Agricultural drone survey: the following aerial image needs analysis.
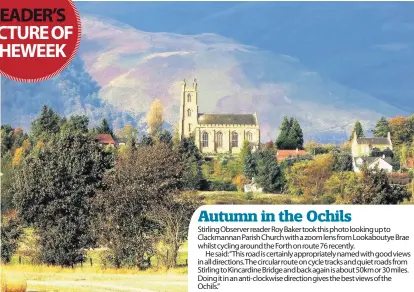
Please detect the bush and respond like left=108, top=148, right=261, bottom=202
left=207, top=180, right=237, bottom=191
left=320, top=195, right=336, bottom=205
left=244, top=192, right=254, bottom=201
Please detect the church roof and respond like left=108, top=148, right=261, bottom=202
left=356, top=137, right=390, bottom=145
left=198, top=113, right=257, bottom=125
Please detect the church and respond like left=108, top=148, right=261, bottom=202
left=178, top=79, right=260, bottom=154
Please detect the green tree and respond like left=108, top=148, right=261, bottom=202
left=13, top=133, right=109, bottom=266
left=178, top=136, right=204, bottom=190
left=157, top=130, right=173, bottom=146
left=1, top=213, right=23, bottom=263
left=349, top=121, right=364, bottom=141
left=331, top=151, right=353, bottom=172
left=95, top=118, right=113, bottom=136
left=255, top=148, right=281, bottom=193
left=276, top=117, right=304, bottom=149
left=353, top=166, right=411, bottom=204
left=373, top=117, right=390, bottom=137
left=61, top=115, right=89, bottom=134
left=140, top=135, right=154, bottom=146
left=276, top=116, right=291, bottom=149
left=287, top=118, right=304, bottom=149
left=31, top=105, right=62, bottom=140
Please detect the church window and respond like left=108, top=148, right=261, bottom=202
left=189, top=123, right=192, bottom=132
left=187, top=93, right=191, bottom=102
left=231, top=132, right=238, bottom=147
left=246, top=131, right=253, bottom=142
left=202, top=132, right=209, bottom=147
left=187, top=109, right=192, bottom=117
left=216, top=132, right=223, bottom=147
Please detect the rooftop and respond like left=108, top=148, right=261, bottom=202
left=95, top=134, right=116, bottom=145
left=357, top=137, right=391, bottom=145
left=198, top=113, right=257, bottom=125
left=277, top=149, right=308, bottom=162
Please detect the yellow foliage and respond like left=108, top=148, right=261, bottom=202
left=213, top=160, right=222, bottom=176
left=12, top=148, right=24, bottom=166
left=232, top=174, right=248, bottom=191
left=146, top=99, right=163, bottom=137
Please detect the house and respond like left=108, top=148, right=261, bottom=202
left=276, top=149, right=308, bottom=163
left=352, top=132, right=393, bottom=157
left=178, top=79, right=260, bottom=154
left=95, top=134, right=116, bottom=147
left=351, top=131, right=393, bottom=173
left=353, top=156, right=393, bottom=173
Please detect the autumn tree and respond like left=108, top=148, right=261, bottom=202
left=324, top=172, right=363, bottom=204
left=94, top=143, right=187, bottom=268
left=389, top=116, right=413, bottom=146
left=147, top=99, right=164, bottom=137
left=148, top=192, right=201, bottom=268
left=13, top=133, right=110, bottom=266
left=285, top=154, right=334, bottom=198
left=373, top=117, right=390, bottom=137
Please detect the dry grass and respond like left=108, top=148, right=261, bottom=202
left=1, top=272, right=27, bottom=292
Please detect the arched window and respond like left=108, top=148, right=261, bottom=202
left=202, top=132, right=209, bottom=148
left=187, top=109, right=192, bottom=117
left=231, top=132, right=238, bottom=147
left=188, top=123, right=192, bottom=132
left=216, top=132, right=223, bottom=148
left=187, top=93, right=191, bottom=103
left=246, top=131, right=253, bottom=142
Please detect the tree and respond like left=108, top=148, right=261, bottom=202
left=95, top=118, right=113, bottom=136
left=400, top=144, right=408, bottom=169
left=276, top=116, right=291, bottom=149
left=331, top=151, right=353, bottom=172
left=349, top=121, right=364, bottom=141
left=244, top=151, right=258, bottom=179
left=31, top=105, right=62, bottom=140
left=147, top=99, right=164, bottom=137
left=94, top=143, right=187, bottom=268
left=353, top=166, right=411, bottom=204
left=157, top=130, right=173, bottom=146
left=148, top=192, right=200, bottom=268
left=276, top=117, right=304, bottom=149
left=389, top=116, right=413, bottom=146
left=285, top=154, right=334, bottom=198
left=178, top=137, right=204, bottom=190
left=288, top=118, right=304, bottom=149
left=255, top=148, right=281, bottom=193
left=13, top=133, right=109, bottom=266
left=373, top=117, right=390, bottom=137
left=61, top=115, right=89, bottom=134
left=324, top=172, right=363, bottom=204
left=140, top=135, right=154, bottom=147
left=1, top=212, right=23, bottom=263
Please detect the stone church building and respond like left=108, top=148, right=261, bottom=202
left=178, top=79, right=260, bottom=154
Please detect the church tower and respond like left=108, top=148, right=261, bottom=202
left=179, top=78, right=199, bottom=140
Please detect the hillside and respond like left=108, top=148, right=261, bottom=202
left=78, top=16, right=406, bottom=142
left=1, top=12, right=410, bottom=142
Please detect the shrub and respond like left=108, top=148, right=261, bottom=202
left=207, top=180, right=237, bottom=191
left=320, top=195, right=336, bottom=205
left=244, top=192, right=254, bottom=201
